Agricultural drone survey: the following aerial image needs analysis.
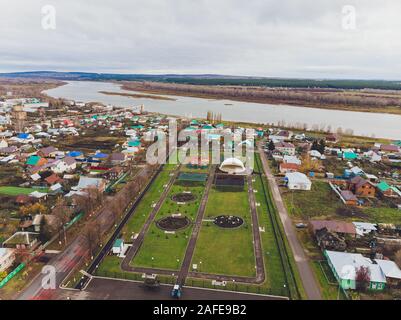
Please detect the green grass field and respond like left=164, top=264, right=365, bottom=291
left=121, top=168, right=173, bottom=241
left=283, top=181, right=346, bottom=219
left=253, top=174, right=288, bottom=294
left=131, top=181, right=205, bottom=270
left=0, top=186, right=43, bottom=196
left=191, top=184, right=256, bottom=277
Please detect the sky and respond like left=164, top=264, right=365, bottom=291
left=0, top=0, right=401, bottom=79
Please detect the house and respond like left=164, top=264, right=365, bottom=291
left=3, top=232, right=39, bottom=250
left=340, top=190, right=358, bottom=206
left=279, top=162, right=300, bottom=174
left=273, top=130, right=293, bottom=140
left=374, top=259, right=401, bottom=288
left=309, top=150, right=322, bottom=159
left=380, top=144, right=400, bottom=153
left=342, top=151, right=358, bottom=160
left=0, top=248, right=15, bottom=272
left=377, top=181, right=401, bottom=198
left=324, top=250, right=386, bottom=290
left=37, top=146, right=58, bottom=158
left=326, top=133, right=339, bottom=143
left=75, top=176, right=106, bottom=192
left=275, top=142, right=296, bottom=156
left=310, top=220, right=357, bottom=237
left=363, top=151, right=382, bottom=163
left=0, top=146, right=18, bottom=155
left=285, top=172, right=312, bottom=190
left=26, top=155, right=47, bottom=167
left=0, top=139, right=8, bottom=148
left=44, top=173, right=62, bottom=186
left=52, top=156, right=76, bottom=174
left=283, top=155, right=301, bottom=165
left=353, top=222, right=377, bottom=236
left=109, top=152, right=127, bottom=164
left=66, top=151, right=84, bottom=160
left=348, top=176, right=376, bottom=198
left=112, top=239, right=125, bottom=255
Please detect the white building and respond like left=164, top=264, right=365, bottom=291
left=112, top=239, right=124, bottom=255
left=219, top=158, right=247, bottom=175
left=285, top=172, right=312, bottom=190
left=353, top=222, right=377, bottom=236
left=283, top=155, right=301, bottom=165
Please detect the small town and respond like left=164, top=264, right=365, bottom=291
left=2, top=1, right=401, bottom=315
left=0, top=84, right=400, bottom=302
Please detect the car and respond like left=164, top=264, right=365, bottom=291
left=171, top=284, right=182, bottom=298
left=295, top=223, right=307, bottom=229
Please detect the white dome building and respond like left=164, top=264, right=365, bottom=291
left=219, top=157, right=247, bottom=175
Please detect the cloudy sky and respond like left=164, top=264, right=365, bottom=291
left=1, top=0, right=401, bottom=79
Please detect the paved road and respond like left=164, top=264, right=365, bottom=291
left=57, top=277, right=286, bottom=300
left=257, top=143, right=322, bottom=300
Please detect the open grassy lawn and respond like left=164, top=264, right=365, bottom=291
left=0, top=186, right=38, bottom=196
left=252, top=174, right=288, bottom=294
left=191, top=185, right=256, bottom=277
left=131, top=181, right=205, bottom=270
left=121, top=168, right=173, bottom=242
left=311, top=261, right=346, bottom=300
left=283, top=181, right=346, bottom=220
left=364, top=207, right=401, bottom=225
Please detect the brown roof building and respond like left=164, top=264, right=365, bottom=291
left=310, top=220, right=357, bottom=237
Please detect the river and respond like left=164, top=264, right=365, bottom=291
left=44, top=81, right=401, bottom=140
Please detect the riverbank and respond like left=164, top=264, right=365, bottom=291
left=118, top=81, right=401, bottom=115
left=99, top=90, right=176, bottom=101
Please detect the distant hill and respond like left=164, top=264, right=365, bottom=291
left=1, top=71, right=401, bottom=90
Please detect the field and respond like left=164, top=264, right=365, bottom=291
left=191, top=185, right=255, bottom=277
left=131, top=181, right=205, bottom=270
left=121, top=168, right=173, bottom=241
left=0, top=186, right=40, bottom=196
left=283, top=181, right=345, bottom=220
left=93, top=154, right=302, bottom=298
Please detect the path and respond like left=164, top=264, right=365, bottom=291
left=257, top=142, right=322, bottom=300
left=175, top=165, right=216, bottom=285
left=121, top=165, right=181, bottom=272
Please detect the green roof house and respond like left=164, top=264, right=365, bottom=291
left=128, top=140, right=141, bottom=147
left=26, top=155, right=41, bottom=166
left=324, top=250, right=386, bottom=291
left=377, top=181, right=401, bottom=197
left=343, top=152, right=358, bottom=160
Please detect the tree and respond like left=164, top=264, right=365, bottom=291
left=39, top=217, right=55, bottom=243
left=83, top=223, right=100, bottom=259
left=52, top=197, right=73, bottom=245
left=311, top=140, right=319, bottom=151
left=355, top=266, right=371, bottom=292
left=317, top=139, right=326, bottom=154
left=268, top=140, right=275, bottom=151
left=19, top=203, right=47, bottom=217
